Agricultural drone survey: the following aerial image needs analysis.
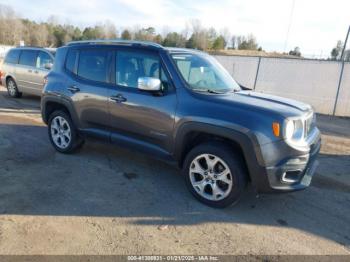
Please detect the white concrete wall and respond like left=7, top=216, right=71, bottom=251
left=215, top=55, right=259, bottom=89
left=335, top=64, right=350, bottom=116
left=255, top=58, right=341, bottom=115
left=213, top=55, right=349, bottom=117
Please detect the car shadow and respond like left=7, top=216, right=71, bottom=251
left=0, top=122, right=349, bottom=249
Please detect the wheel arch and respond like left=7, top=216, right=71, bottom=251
left=174, top=122, right=268, bottom=189
left=41, top=96, right=79, bottom=127
left=5, top=74, right=17, bottom=86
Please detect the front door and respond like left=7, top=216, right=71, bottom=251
left=108, top=49, right=177, bottom=155
left=31, top=51, right=54, bottom=95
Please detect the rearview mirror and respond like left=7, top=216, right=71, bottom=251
left=138, top=77, right=161, bottom=92
left=44, top=63, right=53, bottom=70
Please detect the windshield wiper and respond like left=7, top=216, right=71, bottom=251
left=192, top=88, right=227, bottom=94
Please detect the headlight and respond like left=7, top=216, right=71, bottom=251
left=284, top=119, right=304, bottom=144
left=285, top=120, right=295, bottom=140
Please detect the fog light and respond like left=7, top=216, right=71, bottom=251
left=282, top=170, right=303, bottom=183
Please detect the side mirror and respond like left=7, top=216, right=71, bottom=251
left=138, top=77, right=161, bottom=92
left=44, top=63, right=53, bottom=70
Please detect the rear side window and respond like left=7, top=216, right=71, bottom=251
left=4, top=49, right=21, bottom=64
left=77, top=50, right=109, bottom=83
left=19, top=50, right=37, bottom=67
left=65, top=49, right=78, bottom=73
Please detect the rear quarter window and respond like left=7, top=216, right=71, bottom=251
left=4, top=49, right=21, bottom=64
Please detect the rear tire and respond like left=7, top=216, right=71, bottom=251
left=48, top=110, right=84, bottom=154
left=6, top=78, right=22, bottom=98
left=183, top=142, right=247, bottom=208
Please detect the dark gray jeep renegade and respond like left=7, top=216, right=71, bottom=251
left=41, top=40, right=321, bottom=208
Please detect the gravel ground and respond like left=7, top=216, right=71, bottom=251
left=0, top=86, right=349, bottom=255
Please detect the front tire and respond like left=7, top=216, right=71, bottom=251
left=183, top=142, right=247, bottom=208
left=48, top=110, right=84, bottom=153
left=6, top=78, right=22, bottom=98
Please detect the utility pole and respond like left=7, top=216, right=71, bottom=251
left=284, top=0, right=296, bottom=52
left=340, top=26, right=350, bottom=60
left=333, top=25, right=350, bottom=116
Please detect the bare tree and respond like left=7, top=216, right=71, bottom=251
left=0, top=4, right=23, bottom=45
left=103, top=20, right=118, bottom=39
left=220, top=27, right=231, bottom=49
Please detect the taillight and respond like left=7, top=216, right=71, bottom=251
left=43, top=75, right=48, bottom=85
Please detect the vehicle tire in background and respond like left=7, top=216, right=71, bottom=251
left=183, top=142, right=247, bottom=208
left=48, top=110, right=84, bottom=154
left=6, top=78, right=22, bottom=98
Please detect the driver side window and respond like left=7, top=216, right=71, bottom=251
left=116, top=51, right=170, bottom=91
left=36, top=51, right=53, bottom=69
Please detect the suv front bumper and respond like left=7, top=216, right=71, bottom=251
left=253, top=127, right=321, bottom=193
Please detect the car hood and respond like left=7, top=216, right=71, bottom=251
left=215, top=90, right=312, bottom=117
left=238, top=91, right=311, bottom=111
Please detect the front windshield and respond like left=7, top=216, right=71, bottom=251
left=171, top=52, right=240, bottom=93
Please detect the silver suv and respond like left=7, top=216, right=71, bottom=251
left=0, top=47, right=55, bottom=98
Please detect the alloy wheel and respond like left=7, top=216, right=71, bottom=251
left=7, top=80, right=17, bottom=96
left=50, top=116, right=72, bottom=149
left=189, top=154, right=233, bottom=201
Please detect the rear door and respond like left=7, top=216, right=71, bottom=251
left=63, top=47, right=112, bottom=134
left=16, top=50, right=38, bottom=94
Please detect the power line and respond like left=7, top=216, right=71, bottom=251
left=284, top=0, right=296, bottom=52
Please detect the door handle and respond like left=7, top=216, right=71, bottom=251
left=67, top=85, right=80, bottom=93
left=110, top=94, right=127, bottom=103
left=28, top=69, right=32, bottom=73
left=34, top=70, right=39, bottom=74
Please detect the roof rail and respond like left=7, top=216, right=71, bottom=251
left=15, top=45, right=44, bottom=49
left=66, top=39, right=163, bottom=49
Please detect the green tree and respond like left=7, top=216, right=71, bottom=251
left=331, top=40, right=343, bottom=60
left=186, top=31, right=209, bottom=50
left=134, top=27, right=155, bottom=41
left=162, top=32, right=186, bottom=47
left=121, top=29, right=132, bottom=40
left=207, top=27, right=217, bottom=49
left=289, top=46, right=301, bottom=57
left=185, top=34, right=195, bottom=49
left=82, top=26, right=104, bottom=40
left=238, top=34, right=258, bottom=50
left=52, top=25, right=68, bottom=47
left=82, top=27, right=95, bottom=40
left=212, top=35, right=226, bottom=50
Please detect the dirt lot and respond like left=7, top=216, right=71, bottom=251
left=0, top=85, right=349, bottom=255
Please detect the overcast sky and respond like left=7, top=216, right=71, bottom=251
left=4, top=0, right=350, bottom=57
